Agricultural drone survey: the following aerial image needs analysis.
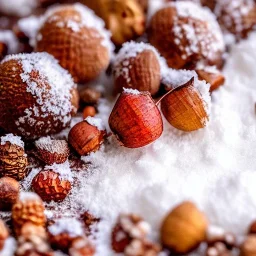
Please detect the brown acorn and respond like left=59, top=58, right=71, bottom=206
left=113, top=42, right=161, bottom=96
left=109, top=89, right=163, bottom=148
left=32, top=169, right=72, bottom=202
left=148, top=1, right=224, bottom=70
left=35, top=137, right=70, bottom=165
left=36, top=4, right=111, bottom=83
left=0, top=176, right=20, bottom=211
left=12, top=192, right=46, bottom=235
left=0, top=135, right=28, bottom=181
left=0, top=219, right=9, bottom=250
left=161, top=201, right=208, bottom=254
left=161, top=78, right=209, bottom=132
left=68, top=118, right=107, bottom=156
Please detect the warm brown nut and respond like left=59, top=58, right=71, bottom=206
left=83, top=106, right=97, bottom=119
left=69, top=236, right=95, bottom=256
left=15, top=222, right=53, bottom=256
left=249, top=220, right=256, bottom=234
left=0, top=42, right=8, bottom=60
left=35, top=137, right=70, bottom=165
left=82, top=0, right=145, bottom=45
left=196, top=68, right=225, bottom=92
left=113, top=42, right=161, bottom=96
left=112, top=214, right=150, bottom=253
left=161, top=78, right=209, bottom=132
left=36, top=4, right=112, bottom=83
left=240, top=235, right=256, bottom=256
left=161, top=201, right=208, bottom=254
left=0, top=177, right=19, bottom=211
left=79, top=87, right=101, bottom=105
left=148, top=1, right=224, bottom=70
left=48, top=218, right=85, bottom=253
left=0, top=53, right=78, bottom=139
left=0, top=134, right=28, bottom=181
left=68, top=118, right=107, bottom=156
left=124, top=239, right=161, bottom=256
left=32, top=168, right=72, bottom=202
left=0, top=219, right=9, bottom=250
left=12, top=192, right=46, bottom=235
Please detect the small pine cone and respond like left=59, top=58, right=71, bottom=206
left=124, top=239, right=162, bottom=256
left=32, top=169, right=72, bottom=202
left=12, top=192, right=46, bottom=235
left=112, top=214, right=151, bottom=253
left=15, top=222, right=53, bottom=256
left=69, top=236, right=95, bottom=256
left=0, top=219, right=9, bottom=250
left=0, top=135, right=28, bottom=181
left=35, top=137, right=70, bottom=165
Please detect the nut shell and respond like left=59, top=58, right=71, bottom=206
left=161, top=78, right=209, bottom=132
left=161, top=201, right=208, bottom=254
left=79, top=87, right=101, bottom=105
left=109, top=90, right=163, bottom=148
left=32, top=170, right=71, bottom=202
left=0, top=142, right=28, bottom=181
left=0, top=177, right=19, bottom=211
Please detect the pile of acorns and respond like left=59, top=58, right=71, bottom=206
left=0, top=0, right=256, bottom=255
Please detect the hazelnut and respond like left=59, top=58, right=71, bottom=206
left=82, top=0, right=145, bottom=45
left=12, top=192, right=46, bottom=235
left=0, top=219, right=9, bottom=250
left=69, top=236, right=95, bottom=256
left=79, top=87, right=101, bottom=105
left=240, top=235, right=256, bottom=256
left=148, top=1, right=224, bottom=70
left=36, top=4, right=112, bottom=83
left=0, top=177, right=19, bottom=211
left=161, top=201, right=208, bottom=254
left=35, top=137, right=70, bottom=165
left=0, top=52, right=78, bottom=139
left=68, top=117, right=107, bottom=156
left=113, top=42, right=161, bottom=96
left=109, top=89, right=163, bottom=148
left=83, top=106, right=97, bottom=119
left=0, top=134, right=28, bottom=181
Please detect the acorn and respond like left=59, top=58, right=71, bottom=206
left=32, top=164, right=72, bottom=202
left=35, top=137, right=70, bottom=165
left=68, top=117, right=107, bottom=156
left=0, top=134, right=28, bottom=181
left=0, top=219, right=9, bottom=251
left=0, top=52, right=78, bottom=139
left=113, top=42, right=161, bottom=96
left=109, top=89, right=163, bottom=148
left=161, top=201, right=208, bottom=254
left=148, top=1, right=224, bottom=70
left=36, top=3, right=112, bottom=83
left=0, top=176, right=19, bottom=211
left=161, top=78, right=210, bottom=132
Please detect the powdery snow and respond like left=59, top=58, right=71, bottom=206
left=85, top=117, right=105, bottom=131
left=0, top=134, right=24, bottom=148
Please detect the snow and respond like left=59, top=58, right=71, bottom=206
left=19, top=192, right=41, bottom=202
left=85, top=117, right=105, bottom=131
left=35, top=136, right=68, bottom=154
left=123, top=88, right=141, bottom=95
left=0, top=134, right=24, bottom=148
left=0, top=30, right=19, bottom=54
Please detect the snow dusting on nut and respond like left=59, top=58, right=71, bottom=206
left=35, top=136, right=68, bottom=154
left=85, top=117, right=105, bottom=131
left=19, top=192, right=41, bottom=202
left=0, top=133, right=24, bottom=148
left=123, top=88, right=141, bottom=95
left=48, top=218, right=84, bottom=237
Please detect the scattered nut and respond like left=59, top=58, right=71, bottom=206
left=240, top=235, right=256, bottom=256
left=79, top=87, right=101, bottom=105
left=161, top=201, right=208, bottom=254
left=0, top=176, right=19, bottom=211
left=0, top=219, right=9, bottom=250
left=83, top=106, right=97, bottom=119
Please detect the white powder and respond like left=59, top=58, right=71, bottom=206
left=0, top=30, right=19, bottom=54
left=123, top=88, right=141, bottom=95
left=85, top=117, right=105, bottom=131
left=0, top=134, right=24, bottom=148
left=35, top=136, right=68, bottom=154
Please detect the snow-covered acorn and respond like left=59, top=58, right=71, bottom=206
left=68, top=117, right=107, bottom=156
left=113, top=42, right=161, bottom=96
left=0, top=52, right=78, bottom=139
left=36, top=4, right=112, bottom=83
left=148, top=1, right=224, bottom=70
left=109, top=89, right=163, bottom=148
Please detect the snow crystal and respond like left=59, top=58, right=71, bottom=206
left=85, top=117, right=105, bottom=131
left=0, top=133, right=24, bottom=148
left=123, top=88, right=141, bottom=95
left=0, top=30, right=19, bottom=54
left=48, top=218, right=84, bottom=237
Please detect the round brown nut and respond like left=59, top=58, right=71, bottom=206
left=161, top=201, right=208, bottom=254
left=79, top=87, right=101, bottom=105
left=83, top=106, right=97, bottom=119
left=0, top=177, right=19, bottom=211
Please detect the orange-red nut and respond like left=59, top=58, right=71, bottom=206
left=83, top=106, right=97, bottom=119
left=109, top=89, right=163, bottom=148
left=36, top=4, right=111, bottom=83
left=113, top=42, right=161, bottom=96
left=0, top=219, right=9, bottom=250
left=161, top=78, right=209, bottom=132
left=148, top=1, right=224, bottom=70
left=68, top=118, right=107, bottom=156
left=32, top=170, right=72, bottom=202
left=0, top=176, right=19, bottom=211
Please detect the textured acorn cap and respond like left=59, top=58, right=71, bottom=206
left=36, top=3, right=112, bottom=83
